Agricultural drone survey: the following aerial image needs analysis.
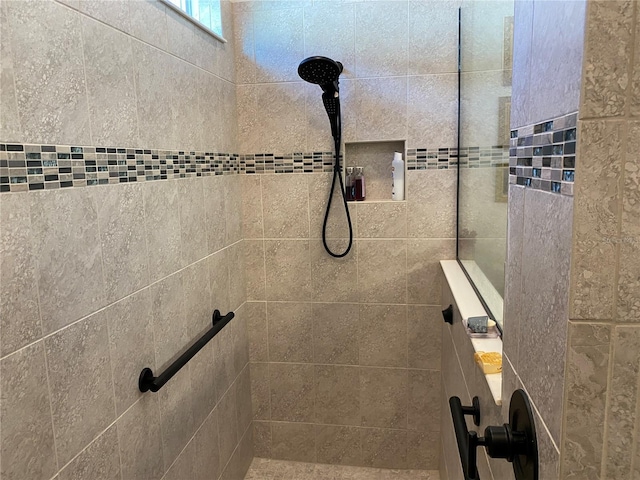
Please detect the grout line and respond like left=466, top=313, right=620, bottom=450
left=599, top=326, right=617, bottom=479
left=41, top=341, right=61, bottom=474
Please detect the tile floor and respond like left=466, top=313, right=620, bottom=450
left=244, top=458, right=440, bottom=479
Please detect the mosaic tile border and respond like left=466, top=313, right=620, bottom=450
left=239, top=152, right=336, bottom=174
left=406, top=146, right=509, bottom=170
left=509, top=112, right=578, bottom=196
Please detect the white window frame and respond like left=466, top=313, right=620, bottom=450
left=160, top=0, right=227, bottom=43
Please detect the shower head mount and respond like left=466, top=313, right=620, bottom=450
left=298, top=56, right=343, bottom=94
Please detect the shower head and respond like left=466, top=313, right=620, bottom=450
left=298, top=56, right=343, bottom=93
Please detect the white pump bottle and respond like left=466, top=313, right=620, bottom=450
left=391, top=151, right=405, bottom=201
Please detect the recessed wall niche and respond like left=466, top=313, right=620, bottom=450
left=345, top=140, right=405, bottom=201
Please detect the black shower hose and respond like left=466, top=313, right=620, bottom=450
left=322, top=137, right=353, bottom=258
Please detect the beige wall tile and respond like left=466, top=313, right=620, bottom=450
left=560, top=322, right=611, bottom=480
left=361, top=428, right=407, bottom=469
left=407, top=170, right=457, bottom=238
left=254, top=8, right=303, bottom=83
left=6, top=0, right=90, bottom=145
left=245, top=239, right=266, bottom=301
left=407, top=74, right=458, bottom=147
left=510, top=0, right=533, bottom=129
left=407, top=430, right=439, bottom=470
left=221, top=424, right=254, bottom=480
left=58, top=425, right=120, bottom=480
left=268, top=302, right=313, bottom=363
left=264, top=240, right=311, bottom=301
left=355, top=77, right=407, bottom=142
left=165, top=8, right=197, bottom=65
left=231, top=305, right=251, bottom=375
left=408, top=369, right=441, bottom=432
left=407, top=239, right=456, bottom=305
left=192, top=410, right=221, bottom=480
left=210, top=248, right=231, bottom=315
left=408, top=1, right=459, bottom=75
left=308, top=173, right=357, bottom=239
left=359, top=304, right=407, bottom=368
left=128, top=0, right=167, bottom=50
left=241, top=174, right=264, bottom=238
left=312, top=303, right=359, bottom=365
left=190, top=341, right=217, bottom=428
left=253, top=421, right=272, bottom=458
left=225, top=176, right=244, bottom=246
left=214, top=321, right=237, bottom=403
left=45, top=312, right=115, bottom=465
left=30, top=189, right=105, bottom=334
left=105, top=289, right=155, bottom=416
left=617, top=240, right=640, bottom=322
left=158, top=368, right=195, bottom=470
left=150, top=273, right=187, bottom=368
left=581, top=0, right=633, bottom=118
left=271, top=422, right=316, bottom=463
left=310, top=240, right=358, bottom=302
left=217, top=383, right=239, bottom=468
left=250, top=362, right=271, bottom=420
left=79, top=0, right=131, bottom=33
left=270, top=363, right=315, bottom=422
left=262, top=174, right=309, bottom=238
left=360, top=367, right=407, bottom=429
left=183, top=259, right=214, bottom=337
left=228, top=240, right=247, bottom=311
left=315, top=365, right=360, bottom=425
left=236, top=365, right=254, bottom=435
left=357, top=240, right=407, bottom=304
left=94, top=184, right=149, bottom=304
left=356, top=202, right=407, bottom=238
left=0, top=3, right=21, bottom=142
left=315, top=425, right=362, bottom=466
left=233, top=2, right=256, bottom=84
left=355, top=2, right=407, bottom=78
left=633, top=4, right=640, bottom=117
left=408, top=306, right=442, bottom=370
left=571, top=240, right=617, bottom=320
left=178, top=178, right=208, bottom=265
left=204, top=175, right=228, bottom=254
left=81, top=16, right=138, bottom=147
left=1, top=342, right=57, bottom=480
left=163, top=437, right=196, bottom=480
left=247, top=302, right=268, bottom=362
left=622, top=121, right=640, bottom=236
left=0, top=192, right=41, bottom=356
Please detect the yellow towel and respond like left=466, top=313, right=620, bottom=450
left=474, top=351, right=502, bottom=374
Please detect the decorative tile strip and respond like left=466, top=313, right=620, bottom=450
left=406, top=146, right=509, bottom=170
left=239, top=151, right=336, bottom=174
left=509, top=112, right=577, bottom=196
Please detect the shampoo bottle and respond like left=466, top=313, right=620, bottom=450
left=345, top=167, right=354, bottom=201
left=391, top=152, right=404, bottom=201
left=354, top=167, right=366, bottom=201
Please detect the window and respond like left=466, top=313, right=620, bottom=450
left=162, top=0, right=224, bottom=41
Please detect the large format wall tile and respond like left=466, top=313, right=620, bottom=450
left=361, top=428, right=407, bottom=469
left=268, top=302, right=313, bottom=363
left=408, top=306, right=442, bottom=370
left=204, top=175, right=228, bottom=254
left=407, top=170, right=457, bottom=238
left=360, top=367, right=407, bottom=429
left=45, top=311, right=115, bottom=465
left=510, top=0, right=533, bottom=128
left=128, top=0, right=167, bottom=50
left=150, top=272, right=187, bottom=369
left=159, top=367, right=195, bottom=471
left=6, top=0, right=90, bottom=145
left=270, top=363, right=315, bottom=422
left=357, top=240, right=407, bottom=304
left=355, top=77, right=407, bottom=142
left=315, top=365, right=360, bottom=426
left=57, top=425, right=121, bottom=480
left=359, top=304, right=407, bottom=368
left=1, top=342, right=57, bottom=480
left=0, top=192, right=41, bottom=356
left=312, top=303, right=359, bottom=365
left=271, top=422, right=316, bottom=463
left=0, top=3, right=21, bottom=142
left=310, top=239, right=358, bottom=302
left=315, top=425, right=362, bottom=466
left=407, top=239, right=456, bottom=305
left=261, top=174, right=309, bottom=238
left=408, top=1, right=459, bottom=75
left=30, top=188, right=105, bottom=334
left=264, top=240, right=311, bottom=301
left=178, top=178, right=208, bottom=266
left=356, top=202, right=407, bottom=238
left=407, top=74, right=458, bottom=147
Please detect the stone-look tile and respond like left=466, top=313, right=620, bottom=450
left=0, top=193, right=41, bottom=355
left=245, top=239, right=266, bottom=301
left=178, top=178, right=208, bottom=265
left=254, top=421, right=272, bottom=458
left=228, top=241, right=247, bottom=311
left=231, top=306, right=251, bottom=379
left=165, top=7, right=196, bottom=65
left=159, top=367, right=195, bottom=471
left=189, top=340, right=217, bottom=429
left=247, top=302, right=268, bottom=362
left=532, top=406, right=560, bottom=480
left=241, top=175, right=264, bottom=238
left=408, top=370, right=440, bottom=432
left=1, top=342, right=57, bottom=480
left=407, top=170, right=457, bottom=238
left=218, top=383, right=239, bottom=469
left=236, top=84, right=259, bottom=153
left=261, top=174, right=309, bottom=238
left=163, top=437, right=196, bottom=480
left=359, top=304, right=407, bottom=368
left=149, top=273, right=187, bottom=369
left=58, top=425, right=120, bottom=480
left=355, top=77, right=407, bottom=142
left=271, top=423, right=316, bottom=463
left=581, top=0, right=633, bottom=118
left=315, top=365, right=360, bottom=426
left=622, top=122, right=640, bottom=235
left=527, top=0, right=585, bottom=123
left=94, top=184, right=148, bottom=304
left=233, top=1, right=255, bottom=84
left=357, top=202, right=407, bottom=238
left=117, top=395, right=165, bottom=480
left=221, top=425, right=254, bottom=480
left=143, top=180, right=182, bottom=282
left=213, top=320, right=236, bottom=403
left=270, top=363, right=315, bottom=422
left=183, top=259, right=213, bottom=339
left=30, top=189, right=104, bottom=334
left=264, top=240, right=311, bottom=301
left=308, top=173, right=357, bottom=239
left=268, top=302, right=313, bottom=363
left=236, top=365, right=254, bottom=435
left=560, top=322, right=611, bottom=480
left=251, top=362, right=271, bottom=420
left=570, top=240, right=617, bottom=320
left=105, top=289, right=155, bottom=416
left=78, top=0, right=131, bottom=32
left=210, top=248, right=231, bottom=315
left=45, top=311, right=115, bottom=465
left=310, top=239, right=358, bottom=302
left=312, top=303, right=359, bottom=365
left=510, top=0, right=533, bottom=128
left=408, top=306, right=442, bottom=370
left=0, top=2, right=21, bottom=141
left=315, top=425, right=362, bottom=466
left=204, top=175, right=228, bottom=254
left=192, top=411, right=221, bottom=480
left=225, top=176, right=244, bottom=246
left=518, top=189, right=572, bottom=444
left=407, top=430, right=439, bottom=470
left=6, top=0, right=90, bottom=145
left=81, top=16, right=137, bottom=146
left=407, top=74, right=458, bottom=146
left=503, top=185, right=525, bottom=364
left=360, top=368, right=407, bottom=429
left=355, top=2, right=407, bottom=78
left=602, top=327, right=640, bottom=478
left=408, top=1, right=458, bottom=75
left=617, top=239, right=640, bottom=322
left=253, top=8, right=303, bottom=83
left=574, top=120, right=624, bottom=242
left=128, top=0, right=167, bottom=50
left=407, top=239, right=456, bottom=305
left=358, top=240, right=406, bottom=304
left=361, top=428, right=407, bottom=469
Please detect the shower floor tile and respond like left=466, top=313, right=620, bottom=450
left=244, top=458, right=440, bottom=479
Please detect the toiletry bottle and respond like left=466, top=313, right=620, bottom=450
left=391, top=151, right=405, bottom=201
left=354, top=167, right=366, bottom=201
left=345, top=167, right=354, bottom=201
